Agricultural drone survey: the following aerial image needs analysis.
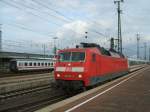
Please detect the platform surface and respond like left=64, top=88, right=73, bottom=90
left=49, top=66, right=150, bottom=112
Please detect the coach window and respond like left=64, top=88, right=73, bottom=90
left=48, top=63, right=50, bottom=66
left=51, top=63, right=53, bottom=66
left=38, top=63, right=40, bottom=66
left=45, top=63, right=47, bottom=66
left=29, top=62, right=32, bottom=66
left=34, top=63, right=36, bottom=66
left=92, top=53, right=96, bottom=62
left=41, top=63, right=44, bottom=66
left=25, top=62, right=28, bottom=66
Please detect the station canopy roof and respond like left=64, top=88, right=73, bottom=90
left=0, top=51, right=54, bottom=59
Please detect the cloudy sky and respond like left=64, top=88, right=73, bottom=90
left=0, top=0, right=150, bottom=58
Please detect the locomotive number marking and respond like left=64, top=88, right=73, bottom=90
left=64, top=74, right=72, bottom=78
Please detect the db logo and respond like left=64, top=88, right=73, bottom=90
left=65, top=67, right=72, bottom=72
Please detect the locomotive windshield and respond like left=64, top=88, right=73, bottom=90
left=59, top=52, right=85, bottom=62
left=59, top=52, right=71, bottom=62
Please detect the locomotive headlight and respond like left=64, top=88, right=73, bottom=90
left=78, top=74, right=82, bottom=78
left=56, top=74, right=60, bottom=77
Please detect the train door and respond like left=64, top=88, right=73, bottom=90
left=10, top=60, right=17, bottom=72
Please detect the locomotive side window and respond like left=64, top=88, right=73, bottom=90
left=100, top=48, right=111, bottom=56
left=92, top=53, right=96, bottom=62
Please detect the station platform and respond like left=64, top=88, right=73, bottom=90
left=37, top=66, right=150, bottom=112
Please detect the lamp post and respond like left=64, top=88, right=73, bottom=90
left=137, top=34, right=140, bottom=59
left=85, top=32, right=88, bottom=43
left=144, top=42, right=147, bottom=60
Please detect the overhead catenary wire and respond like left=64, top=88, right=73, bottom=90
left=65, top=3, right=107, bottom=28
left=25, top=0, right=86, bottom=36
left=0, top=0, right=82, bottom=38
left=1, top=0, right=113, bottom=49
left=31, top=0, right=74, bottom=22
left=0, top=1, right=58, bottom=40
left=1, top=0, right=108, bottom=39
left=55, top=1, right=109, bottom=38
left=12, top=0, right=70, bottom=23
left=0, top=0, right=61, bottom=26
left=5, top=23, right=55, bottom=37
left=29, top=0, right=108, bottom=38
left=13, top=0, right=88, bottom=35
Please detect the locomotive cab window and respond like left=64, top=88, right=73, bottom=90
left=71, top=52, right=85, bottom=62
left=59, top=52, right=71, bottom=62
left=59, top=52, right=85, bottom=62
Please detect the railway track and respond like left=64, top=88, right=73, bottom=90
left=0, top=85, right=51, bottom=99
left=0, top=65, right=146, bottom=112
left=0, top=70, right=53, bottom=78
left=0, top=72, right=54, bottom=95
left=0, top=73, right=53, bottom=85
left=0, top=84, right=69, bottom=112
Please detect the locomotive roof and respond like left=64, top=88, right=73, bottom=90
left=59, top=48, right=86, bottom=52
left=59, top=43, right=125, bottom=58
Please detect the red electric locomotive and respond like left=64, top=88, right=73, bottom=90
left=54, top=43, right=129, bottom=90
